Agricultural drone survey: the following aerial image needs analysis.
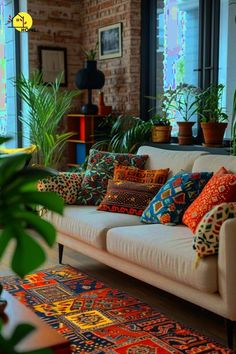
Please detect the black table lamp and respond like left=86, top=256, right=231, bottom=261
left=75, top=60, right=105, bottom=115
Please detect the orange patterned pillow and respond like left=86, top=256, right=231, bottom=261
left=183, top=174, right=236, bottom=233
left=113, top=165, right=169, bottom=185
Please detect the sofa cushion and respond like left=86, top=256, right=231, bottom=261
left=141, top=172, right=212, bottom=225
left=113, top=165, right=170, bottom=184
left=45, top=206, right=141, bottom=250
left=183, top=173, right=236, bottom=233
left=38, top=172, right=83, bottom=204
left=76, top=149, right=148, bottom=206
left=97, top=180, right=161, bottom=216
left=107, top=224, right=218, bottom=293
left=193, top=202, right=236, bottom=258
left=137, top=146, right=207, bottom=177
left=192, top=154, right=236, bottom=173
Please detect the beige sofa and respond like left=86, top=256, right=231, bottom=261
left=46, top=146, right=236, bottom=348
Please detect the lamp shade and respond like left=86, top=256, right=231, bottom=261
left=75, top=60, right=105, bottom=90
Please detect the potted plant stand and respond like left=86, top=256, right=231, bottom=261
left=177, top=122, right=195, bottom=145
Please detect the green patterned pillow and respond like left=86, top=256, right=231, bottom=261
left=193, top=202, right=236, bottom=259
left=77, top=149, right=148, bottom=205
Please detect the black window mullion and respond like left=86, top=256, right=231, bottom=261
left=14, top=0, right=22, bottom=147
left=211, top=0, right=220, bottom=85
left=140, top=0, right=157, bottom=121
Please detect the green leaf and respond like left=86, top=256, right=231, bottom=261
left=0, top=153, right=29, bottom=185
left=14, top=211, right=56, bottom=247
left=19, top=191, right=64, bottom=215
left=10, top=323, right=35, bottom=346
left=12, top=225, right=46, bottom=278
left=0, top=228, right=12, bottom=259
left=0, top=137, right=11, bottom=146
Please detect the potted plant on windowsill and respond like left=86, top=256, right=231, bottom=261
left=147, top=87, right=176, bottom=143
left=197, top=84, right=228, bottom=147
left=151, top=114, right=172, bottom=143
left=173, top=83, right=199, bottom=145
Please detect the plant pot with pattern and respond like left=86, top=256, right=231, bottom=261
left=197, top=84, right=228, bottom=147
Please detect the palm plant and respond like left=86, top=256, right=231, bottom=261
left=93, top=114, right=158, bottom=153
left=0, top=137, right=64, bottom=352
left=15, top=71, right=80, bottom=169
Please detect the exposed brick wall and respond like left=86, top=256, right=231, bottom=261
left=28, top=0, right=81, bottom=95
left=28, top=0, right=141, bottom=115
left=79, top=0, right=141, bottom=115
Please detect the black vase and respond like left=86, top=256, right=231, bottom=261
left=75, top=61, right=105, bottom=115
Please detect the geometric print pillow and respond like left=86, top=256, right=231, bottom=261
left=193, top=202, right=236, bottom=258
left=113, top=165, right=169, bottom=185
left=183, top=173, right=236, bottom=233
left=76, top=149, right=148, bottom=206
left=38, top=172, right=83, bottom=205
left=141, top=172, right=213, bottom=225
left=97, top=180, right=161, bottom=216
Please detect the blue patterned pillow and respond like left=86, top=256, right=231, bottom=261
left=141, top=172, right=213, bottom=225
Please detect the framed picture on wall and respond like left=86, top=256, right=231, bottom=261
left=38, top=46, right=67, bottom=86
left=98, top=23, right=122, bottom=60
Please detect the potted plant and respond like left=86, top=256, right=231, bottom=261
left=197, top=84, right=228, bottom=147
left=147, top=87, right=176, bottom=143
left=151, top=114, right=172, bottom=143
left=15, top=71, right=80, bottom=169
left=173, top=83, right=199, bottom=145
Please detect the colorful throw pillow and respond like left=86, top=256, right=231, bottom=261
left=183, top=174, right=236, bottom=233
left=76, top=149, right=148, bottom=206
left=141, top=172, right=213, bottom=225
left=193, top=202, right=236, bottom=258
left=113, top=165, right=169, bottom=185
left=97, top=180, right=161, bottom=216
left=38, top=172, right=83, bottom=204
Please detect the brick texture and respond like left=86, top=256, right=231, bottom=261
left=28, top=0, right=141, bottom=115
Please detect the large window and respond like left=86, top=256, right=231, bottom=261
left=156, top=0, right=200, bottom=136
left=218, top=0, right=236, bottom=139
left=0, top=0, right=28, bottom=147
left=141, top=0, right=221, bottom=141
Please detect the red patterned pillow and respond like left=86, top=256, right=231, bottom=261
left=183, top=173, right=236, bottom=232
left=113, top=165, right=169, bottom=185
left=97, top=180, right=161, bottom=216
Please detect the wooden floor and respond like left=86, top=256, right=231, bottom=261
left=1, top=240, right=235, bottom=349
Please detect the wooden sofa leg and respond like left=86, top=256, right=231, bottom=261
left=225, top=319, right=234, bottom=349
left=58, top=243, right=64, bottom=264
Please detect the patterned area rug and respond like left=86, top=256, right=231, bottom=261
left=1, top=265, right=232, bottom=353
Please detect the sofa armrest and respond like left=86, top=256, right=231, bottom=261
left=218, top=218, right=236, bottom=319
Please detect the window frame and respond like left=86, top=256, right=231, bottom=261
left=140, top=0, right=221, bottom=144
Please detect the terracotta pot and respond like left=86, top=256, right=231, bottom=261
left=177, top=122, right=195, bottom=145
left=152, top=125, right=172, bottom=143
left=200, top=122, right=227, bottom=147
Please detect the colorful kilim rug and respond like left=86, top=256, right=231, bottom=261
left=1, top=265, right=232, bottom=353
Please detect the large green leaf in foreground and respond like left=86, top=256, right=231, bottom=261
left=0, top=153, right=64, bottom=278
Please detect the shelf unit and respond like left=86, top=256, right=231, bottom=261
left=67, top=114, right=105, bottom=166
